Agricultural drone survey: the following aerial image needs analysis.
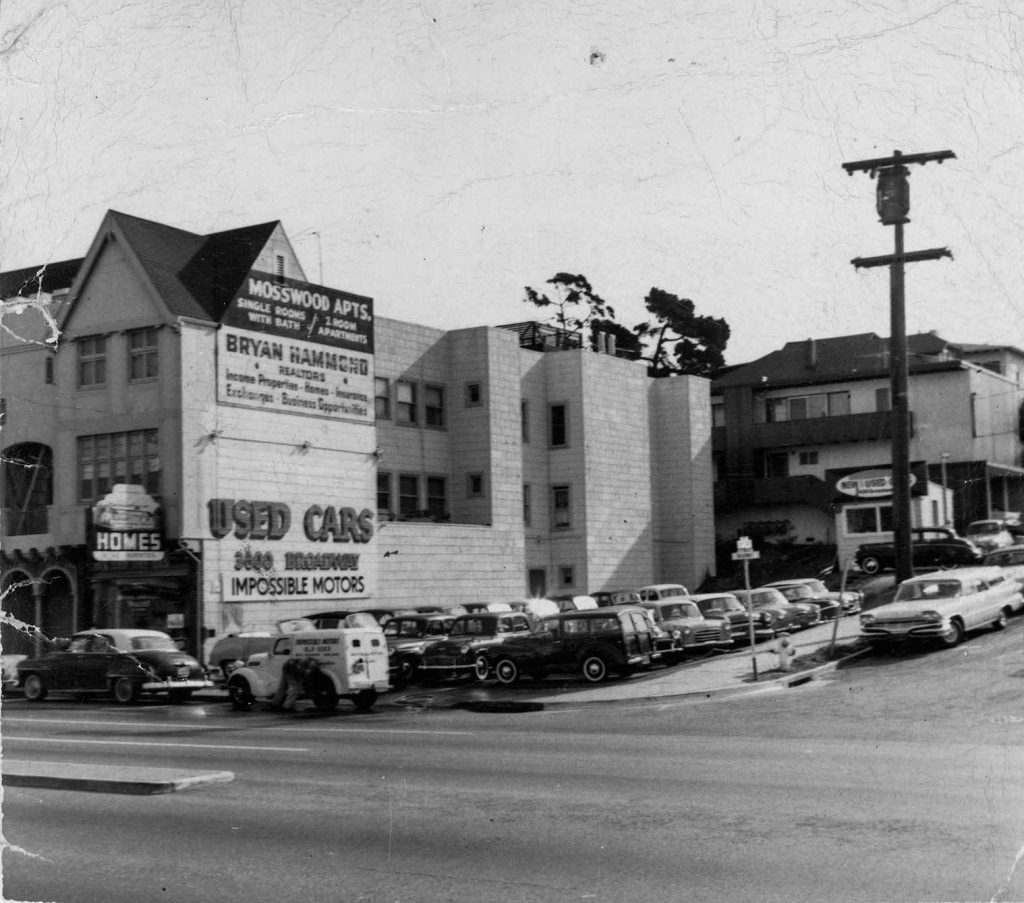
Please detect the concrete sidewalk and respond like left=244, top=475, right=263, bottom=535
left=2, top=761, right=235, bottom=795
left=521, top=615, right=865, bottom=706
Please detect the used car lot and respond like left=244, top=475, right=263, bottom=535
left=420, top=611, right=534, bottom=682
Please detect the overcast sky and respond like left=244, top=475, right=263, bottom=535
left=2, top=1, right=1020, bottom=365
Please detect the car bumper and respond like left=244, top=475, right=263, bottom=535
left=860, top=620, right=949, bottom=641
left=140, top=678, right=214, bottom=692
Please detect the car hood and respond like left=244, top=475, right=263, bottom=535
left=868, top=599, right=961, bottom=619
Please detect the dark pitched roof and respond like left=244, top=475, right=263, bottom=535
left=0, top=258, right=83, bottom=298
left=105, top=211, right=279, bottom=321
left=712, top=331, right=961, bottom=391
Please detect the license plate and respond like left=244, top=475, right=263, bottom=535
left=176, top=666, right=190, bottom=678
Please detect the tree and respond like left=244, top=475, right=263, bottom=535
left=634, top=287, right=730, bottom=378
left=522, top=275, right=728, bottom=377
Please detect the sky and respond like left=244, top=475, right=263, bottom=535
left=2, top=0, right=1022, bottom=366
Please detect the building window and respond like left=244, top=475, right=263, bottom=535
left=374, top=378, right=391, bottom=420
left=398, top=474, right=419, bottom=517
left=78, top=335, right=107, bottom=387
left=468, top=473, right=484, bottom=498
left=559, top=566, right=575, bottom=587
left=396, top=381, right=417, bottom=424
left=127, top=327, right=159, bottom=381
left=798, top=451, right=819, bottom=466
left=550, top=404, right=568, bottom=447
left=552, top=484, right=571, bottom=530
left=377, top=471, right=392, bottom=515
left=844, top=504, right=894, bottom=535
left=523, top=484, right=531, bottom=526
left=521, top=401, right=530, bottom=443
left=767, top=391, right=851, bottom=422
left=426, top=476, right=447, bottom=518
left=712, top=403, right=725, bottom=428
left=3, top=442, right=53, bottom=535
left=465, top=383, right=482, bottom=406
left=875, top=387, right=891, bottom=412
left=78, top=429, right=160, bottom=501
left=425, top=385, right=445, bottom=428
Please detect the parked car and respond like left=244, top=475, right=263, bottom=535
left=461, top=602, right=514, bottom=614
left=507, top=598, right=561, bottom=624
left=982, top=545, right=1024, bottom=607
left=383, top=612, right=458, bottom=686
left=764, top=577, right=862, bottom=615
left=689, top=592, right=775, bottom=643
left=964, top=519, right=1014, bottom=552
left=860, top=566, right=1022, bottom=648
left=635, top=584, right=690, bottom=603
left=735, top=588, right=819, bottom=633
left=484, top=606, right=661, bottom=684
left=226, top=626, right=389, bottom=711
left=591, top=590, right=642, bottom=608
left=854, top=527, right=984, bottom=575
left=638, top=599, right=732, bottom=660
left=764, top=582, right=841, bottom=620
left=17, top=629, right=212, bottom=704
left=420, top=611, right=534, bottom=682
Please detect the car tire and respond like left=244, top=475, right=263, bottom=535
left=352, top=688, right=377, bottom=711
left=860, top=556, right=882, bottom=575
left=494, top=658, right=521, bottom=685
left=939, top=619, right=965, bottom=648
left=309, top=674, right=339, bottom=711
left=112, top=677, right=140, bottom=705
left=227, top=675, right=255, bottom=711
left=23, top=674, right=47, bottom=702
left=581, top=654, right=609, bottom=683
left=472, top=654, right=490, bottom=681
left=993, top=609, right=1010, bottom=631
left=220, top=660, right=240, bottom=681
left=167, top=689, right=193, bottom=704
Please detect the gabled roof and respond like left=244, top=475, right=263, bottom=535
left=25, top=211, right=281, bottom=328
left=712, top=331, right=963, bottom=392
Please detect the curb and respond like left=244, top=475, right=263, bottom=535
left=2, top=761, right=235, bottom=795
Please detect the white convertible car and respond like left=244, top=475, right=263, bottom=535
left=860, top=567, right=1022, bottom=648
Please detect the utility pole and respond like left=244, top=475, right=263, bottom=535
left=842, top=149, right=955, bottom=584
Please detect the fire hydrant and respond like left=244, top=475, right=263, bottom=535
left=773, top=633, right=796, bottom=672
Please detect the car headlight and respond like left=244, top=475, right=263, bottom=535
left=920, top=610, right=943, bottom=621
left=671, top=629, right=682, bottom=640
left=860, top=614, right=876, bottom=625
left=458, top=644, right=470, bottom=655
left=759, top=612, right=772, bottom=625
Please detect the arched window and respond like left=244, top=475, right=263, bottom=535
left=3, top=442, right=53, bottom=535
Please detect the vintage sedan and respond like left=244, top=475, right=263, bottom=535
left=764, top=582, right=841, bottom=620
left=638, top=599, right=732, bottom=660
left=983, top=545, right=1024, bottom=609
left=484, top=606, right=660, bottom=684
left=17, top=629, right=212, bottom=704
left=383, top=612, right=457, bottom=686
left=965, top=519, right=1014, bottom=553
left=764, top=577, right=862, bottom=615
left=420, top=611, right=534, bottom=682
left=854, top=527, right=983, bottom=575
left=689, top=592, right=775, bottom=643
left=860, top=566, right=1022, bottom=648
left=735, top=588, right=819, bottom=633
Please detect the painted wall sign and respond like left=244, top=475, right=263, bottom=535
left=221, top=271, right=373, bottom=352
left=207, top=497, right=375, bottom=603
left=835, top=468, right=916, bottom=499
left=88, top=483, right=165, bottom=562
left=217, top=328, right=373, bottom=423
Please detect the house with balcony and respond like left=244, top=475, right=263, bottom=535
left=711, top=331, right=1024, bottom=562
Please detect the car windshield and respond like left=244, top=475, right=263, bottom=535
left=659, top=587, right=687, bottom=597
left=699, top=596, right=742, bottom=613
left=894, top=580, right=962, bottom=601
left=129, top=635, right=178, bottom=651
left=660, top=603, right=700, bottom=619
left=778, top=586, right=812, bottom=601
left=969, top=522, right=1000, bottom=534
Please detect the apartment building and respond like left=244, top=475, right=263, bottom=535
left=711, top=332, right=1024, bottom=563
